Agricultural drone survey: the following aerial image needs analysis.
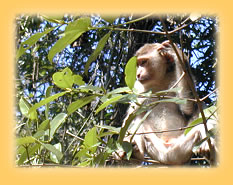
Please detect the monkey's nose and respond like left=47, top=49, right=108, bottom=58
left=137, top=73, right=140, bottom=79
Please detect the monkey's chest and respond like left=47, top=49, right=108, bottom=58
left=143, top=103, right=186, bottom=139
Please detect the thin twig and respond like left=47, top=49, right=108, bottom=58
left=111, top=27, right=165, bottom=35
left=116, top=13, right=154, bottom=27
left=154, top=95, right=196, bottom=102
left=138, top=94, right=197, bottom=102
left=129, top=123, right=203, bottom=136
left=66, top=131, right=84, bottom=141
left=200, top=89, right=218, bottom=102
left=169, top=71, right=186, bottom=89
left=66, top=131, right=106, bottom=149
left=92, top=18, right=194, bottom=36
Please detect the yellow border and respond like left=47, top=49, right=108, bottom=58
left=0, top=0, right=232, bottom=184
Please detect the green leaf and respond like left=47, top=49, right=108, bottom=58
left=83, top=127, right=98, bottom=153
left=16, top=27, right=55, bottom=60
left=184, top=117, right=203, bottom=135
left=45, top=86, right=53, bottom=119
left=19, top=97, right=30, bottom=116
left=41, top=15, right=65, bottom=24
left=84, top=31, right=111, bottom=76
left=53, top=67, right=74, bottom=89
left=16, top=136, right=36, bottom=146
left=122, top=142, right=133, bottom=160
left=33, top=130, right=45, bottom=138
left=97, top=125, right=121, bottom=137
left=125, top=56, right=137, bottom=89
left=98, top=131, right=118, bottom=138
left=75, top=147, right=89, bottom=161
left=107, top=87, right=131, bottom=95
left=50, top=143, right=62, bottom=163
left=93, top=152, right=105, bottom=166
left=192, top=137, right=210, bottom=153
left=41, top=143, right=63, bottom=161
left=130, top=109, right=152, bottom=142
left=116, top=94, right=137, bottom=104
left=67, top=95, right=97, bottom=115
left=202, top=105, right=218, bottom=119
left=96, top=94, right=123, bottom=114
left=36, top=119, right=50, bottom=142
left=156, top=97, right=187, bottom=105
left=45, top=86, right=53, bottom=98
left=118, top=112, right=137, bottom=144
left=37, top=119, right=50, bottom=132
left=17, top=144, right=41, bottom=165
left=48, top=17, right=91, bottom=63
left=97, top=125, right=120, bottom=134
left=50, top=113, right=67, bottom=139
left=78, top=85, right=103, bottom=92
left=102, top=15, right=119, bottom=24
left=19, top=97, right=37, bottom=120
left=77, top=160, right=91, bottom=167
left=28, top=91, right=67, bottom=114
left=73, top=75, right=85, bottom=86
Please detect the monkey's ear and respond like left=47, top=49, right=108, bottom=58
left=159, top=49, right=175, bottom=63
left=158, top=41, right=174, bottom=63
left=164, top=52, right=175, bottom=63
left=158, top=44, right=176, bottom=73
left=161, top=40, right=171, bottom=48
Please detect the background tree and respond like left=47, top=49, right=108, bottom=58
left=15, top=14, right=218, bottom=167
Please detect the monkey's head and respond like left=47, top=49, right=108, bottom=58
left=135, top=41, right=177, bottom=91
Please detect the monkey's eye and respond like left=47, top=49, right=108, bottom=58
left=138, top=60, right=148, bottom=66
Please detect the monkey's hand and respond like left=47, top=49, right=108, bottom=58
left=113, top=134, right=145, bottom=162
left=191, top=119, right=218, bottom=161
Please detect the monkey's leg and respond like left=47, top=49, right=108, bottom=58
left=166, top=130, right=201, bottom=164
left=144, top=130, right=201, bottom=165
left=144, top=133, right=171, bottom=164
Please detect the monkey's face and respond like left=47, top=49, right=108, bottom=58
left=136, top=47, right=170, bottom=89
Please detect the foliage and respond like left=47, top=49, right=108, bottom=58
left=15, top=14, right=218, bottom=167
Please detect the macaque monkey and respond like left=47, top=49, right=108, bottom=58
left=119, top=40, right=216, bottom=165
